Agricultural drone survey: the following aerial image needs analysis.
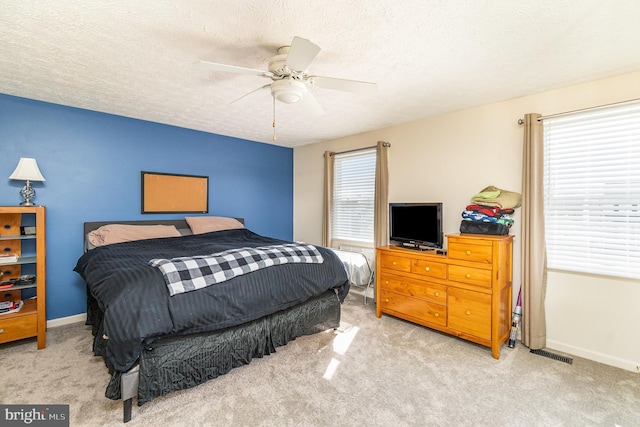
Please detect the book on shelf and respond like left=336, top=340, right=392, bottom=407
left=0, top=253, right=19, bottom=264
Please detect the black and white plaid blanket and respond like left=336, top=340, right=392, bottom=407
left=149, top=243, right=324, bottom=296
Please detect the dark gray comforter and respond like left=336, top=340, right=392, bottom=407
left=74, top=228, right=349, bottom=372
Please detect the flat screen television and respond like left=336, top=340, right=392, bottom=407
left=389, top=202, right=443, bottom=250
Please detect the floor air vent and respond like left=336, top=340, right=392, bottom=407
left=530, top=349, right=573, bottom=364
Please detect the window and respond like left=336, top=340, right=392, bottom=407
left=543, top=100, right=640, bottom=279
left=331, top=148, right=376, bottom=247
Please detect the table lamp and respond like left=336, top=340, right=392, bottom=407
left=9, top=158, right=46, bottom=206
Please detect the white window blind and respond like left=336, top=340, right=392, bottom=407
left=543, top=100, right=640, bottom=279
left=332, top=148, right=376, bottom=246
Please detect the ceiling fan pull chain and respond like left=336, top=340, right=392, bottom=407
left=272, top=96, right=277, bottom=141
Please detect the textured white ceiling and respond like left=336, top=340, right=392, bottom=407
left=2, top=1, right=640, bottom=147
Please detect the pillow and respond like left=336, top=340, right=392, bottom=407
left=88, top=224, right=181, bottom=247
left=185, top=216, right=244, bottom=234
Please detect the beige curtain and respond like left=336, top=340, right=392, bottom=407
left=322, top=151, right=335, bottom=247
left=521, top=113, right=547, bottom=349
left=374, top=141, right=390, bottom=248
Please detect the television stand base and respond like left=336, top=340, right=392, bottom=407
left=396, top=244, right=436, bottom=252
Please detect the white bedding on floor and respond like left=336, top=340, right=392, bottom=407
left=332, top=249, right=373, bottom=287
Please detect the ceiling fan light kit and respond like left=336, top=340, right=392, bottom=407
left=271, top=79, right=305, bottom=104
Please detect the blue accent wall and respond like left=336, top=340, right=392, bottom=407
left=0, top=94, right=293, bottom=320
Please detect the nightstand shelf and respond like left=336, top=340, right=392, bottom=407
left=0, top=255, right=37, bottom=264
left=0, top=206, right=46, bottom=349
left=0, top=235, right=36, bottom=241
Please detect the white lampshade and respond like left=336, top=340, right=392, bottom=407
left=9, top=158, right=46, bottom=182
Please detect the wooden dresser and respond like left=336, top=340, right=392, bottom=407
left=376, top=234, right=513, bottom=359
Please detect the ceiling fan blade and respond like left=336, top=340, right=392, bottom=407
left=285, top=37, right=321, bottom=71
left=309, top=75, right=378, bottom=95
left=231, top=84, right=271, bottom=106
left=196, top=61, right=273, bottom=78
left=298, top=87, right=324, bottom=117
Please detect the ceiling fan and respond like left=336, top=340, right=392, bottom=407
left=197, top=36, right=378, bottom=118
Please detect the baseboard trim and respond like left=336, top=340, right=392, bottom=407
left=547, top=339, right=639, bottom=373
left=47, top=313, right=86, bottom=328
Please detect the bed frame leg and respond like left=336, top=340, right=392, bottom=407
left=123, top=398, right=132, bottom=423
left=121, top=366, right=140, bottom=423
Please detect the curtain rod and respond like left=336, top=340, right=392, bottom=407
left=327, top=141, right=390, bottom=156
left=517, top=97, right=640, bottom=124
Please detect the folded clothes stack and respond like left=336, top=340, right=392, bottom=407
left=460, top=185, right=522, bottom=235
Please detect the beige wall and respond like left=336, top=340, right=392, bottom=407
left=294, top=70, right=640, bottom=372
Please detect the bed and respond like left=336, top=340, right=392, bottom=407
left=73, top=218, right=350, bottom=422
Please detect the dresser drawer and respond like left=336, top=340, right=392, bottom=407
left=379, top=289, right=446, bottom=326
left=448, top=242, right=493, bottom=264
left=379, top=253, right=412, bottom=273
left=447, top=288, right=491, bottom=340
left=411, top=259, right=447, bottom=279
left=448, top=265, right=492, bottom=288
left=0, top=313, right=37, bottom=344
left=379, top=273, right=446, bottom=304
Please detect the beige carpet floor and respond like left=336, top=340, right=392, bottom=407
left=1, top=290, right=639, bottom=426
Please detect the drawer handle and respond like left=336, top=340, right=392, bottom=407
left=465, top=273, right=472, bottom=279
left=384, top=298, right=390, bottom=303
left=434, top=313, right=439, bottom=317
left=392, top=261, right=397, bottom=265
left=385, top=280, right=389, bottom=285
left=465, top=310, right=471, bottom=316
left=0, top=328, right=4, bottom=334
left=425, top=266, right=430, bottom=272
left=466, top=250, right=472, bottom=256
left=434, top=291, right=440, bottom=297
